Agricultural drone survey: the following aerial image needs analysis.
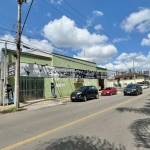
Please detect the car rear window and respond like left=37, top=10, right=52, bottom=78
left=76, top=86, right=87, bottom=92
left=106, top=87, right=112, bottom=90
left=126, top=84, right=136, bottom=88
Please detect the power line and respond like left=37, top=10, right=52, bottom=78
left=42, top=0, right=64, bottom=15
left=21, top=0, right=34, bottom=35
left=53, top=0, right=132, bottom=52
left=63, top=0, right=86, bottom=19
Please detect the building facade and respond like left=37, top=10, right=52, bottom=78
left=1, top=49, right=107, bottom=104
left=113, top=72, right=148, bottom=87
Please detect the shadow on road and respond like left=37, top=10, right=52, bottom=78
left=116, top=99, right=150, bottom=115
left=116, top=99, right=150, bottom=149
left=130, top=118, right=150, bottom=148
left=36, top=135, right=126, bottom=150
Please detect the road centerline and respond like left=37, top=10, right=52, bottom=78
left=2, top=92, right=149, bottom=150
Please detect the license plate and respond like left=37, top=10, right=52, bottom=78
left=127, top=92, right=130, bottom=93
left=103, top=93, right=106, bottom=95
left=72, top=97, right=75, bottom=99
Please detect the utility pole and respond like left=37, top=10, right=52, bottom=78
left=133, top=58, right=141, bottom=84
left=133, top=59, right=135, bottom=83
left=15, top=0, right=26, bottom=109
left=3, top=42, right=8, bottom=106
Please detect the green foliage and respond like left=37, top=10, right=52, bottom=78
left=0, top=107, right=27, bottom=114
left=1, top=107, right=16, bottom=114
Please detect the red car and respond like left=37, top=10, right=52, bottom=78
left=101, top=87, right=117, bottom=96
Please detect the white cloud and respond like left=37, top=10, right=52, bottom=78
left=93, top=11, right=103, bottom=16
left=94, top=24, right=102, bottom=31
left=57, top=0, right=63, bottom=5
left=86, top=10, right=104, bottom=28
left=42, top=15, right=118, bottom=63
left=116, top=52, right=137, bottom=61
left=100, top=52, right=150, bottom=71
left=21, top=35, right=53, bottom=52
left=50, top=0, right=63, bottom=4
left=113, top=36, right=130, bottom=43
left=46, top=13, right=51, bottom=17
left=74, top=44, right=117, bottom=63
left=0, top=34, right=53, bottom=52
left=141, top=33, right=150, bottom=46
left=0, top=34, right=16, bottom=51
left=42, top=16, right=108, bottom=48
left=121, top=8, right=150, bottom=32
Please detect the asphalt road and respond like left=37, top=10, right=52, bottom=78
left=0, top=89, right=150, bottom=150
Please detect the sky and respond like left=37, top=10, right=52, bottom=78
left=0, top=0, right=150, bottom=73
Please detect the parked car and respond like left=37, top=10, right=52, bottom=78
left=70, top=86, right=99, bottom=102
left=101, top=87, right=117, bottom=96
left=123, top=84, right=142, bottom=96
left=139, top=84, right=147, bottom=89
left=144, top=84, right=149, bottom=88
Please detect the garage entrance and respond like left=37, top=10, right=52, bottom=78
left=20, top=77, right=44, bottom=102
left=98, top=79, right=104, bottom=90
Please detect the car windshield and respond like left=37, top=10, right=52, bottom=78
left=76, top=86, right=87, bottom=92
left=105, top=87, right=112, bottom=90
left=126, top=84, right=136, bottom=88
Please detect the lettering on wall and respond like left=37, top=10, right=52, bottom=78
left=8, top=63, right=107, bottom=79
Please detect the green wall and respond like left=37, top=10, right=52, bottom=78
left=7, top=50, right=51, bottom=66
left=52, top=53, right=96, bottom=71
left=44, top=78, right=99, bottom=99
left=6, top=50, right=107, bottom=100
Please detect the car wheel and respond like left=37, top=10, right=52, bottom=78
left=71, top=99, right=74, bottom=102
left=110, top=93, right=112, bottom=96
left=136, top=91, right=139, bottom=96
left=141, top=91, right=143, bottom=94
left=95, top=94, right=99, bottom=99
left=124, top=93, right=126, bottom=96
left=83, top=95, right=87, bottom=102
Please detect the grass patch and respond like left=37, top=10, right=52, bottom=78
left=1, top=107, right=16, bottom=114
left=0, top=107, right=27, bottom=114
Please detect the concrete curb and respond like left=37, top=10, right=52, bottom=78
left=0, top=96, right=71, bottom=113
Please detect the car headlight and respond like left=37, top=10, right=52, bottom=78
left=77, top=92, right=82, bottom=95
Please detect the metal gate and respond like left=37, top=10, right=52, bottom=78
left=20, top=77, right=44, bottom=102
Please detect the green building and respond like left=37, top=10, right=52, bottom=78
left=2, top=49, right=107, bottom=103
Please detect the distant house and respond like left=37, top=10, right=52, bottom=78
left=114, top=72, right=148, bottom=87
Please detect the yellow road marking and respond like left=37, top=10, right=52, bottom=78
left=2, top=92, right=149, bottom=150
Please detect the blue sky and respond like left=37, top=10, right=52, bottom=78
left=0, top=0, right=150, bottom=72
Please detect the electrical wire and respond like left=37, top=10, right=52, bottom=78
left=21, top=0, right=34, bottom=35
left=48, top=0, right=132, bottom=52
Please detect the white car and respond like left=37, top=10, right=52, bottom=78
left=144, top=84, right=148, bottom=88
left=139, top=84, right=148, bottom=89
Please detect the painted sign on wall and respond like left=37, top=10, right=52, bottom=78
left=18, top=63, right=107, bottom=79
left=8, top=62, right=15, bottom=77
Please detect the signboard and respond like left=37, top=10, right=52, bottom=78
left=75, top=69, right=107, bottom=79
left=8, top=62, right=15, bottom=77
left=17, top=62, right=107, bottom=79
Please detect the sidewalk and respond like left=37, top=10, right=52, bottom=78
left=0, top=96, right=71, bottom=112
left=0, top=92, right=122, bottom=113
